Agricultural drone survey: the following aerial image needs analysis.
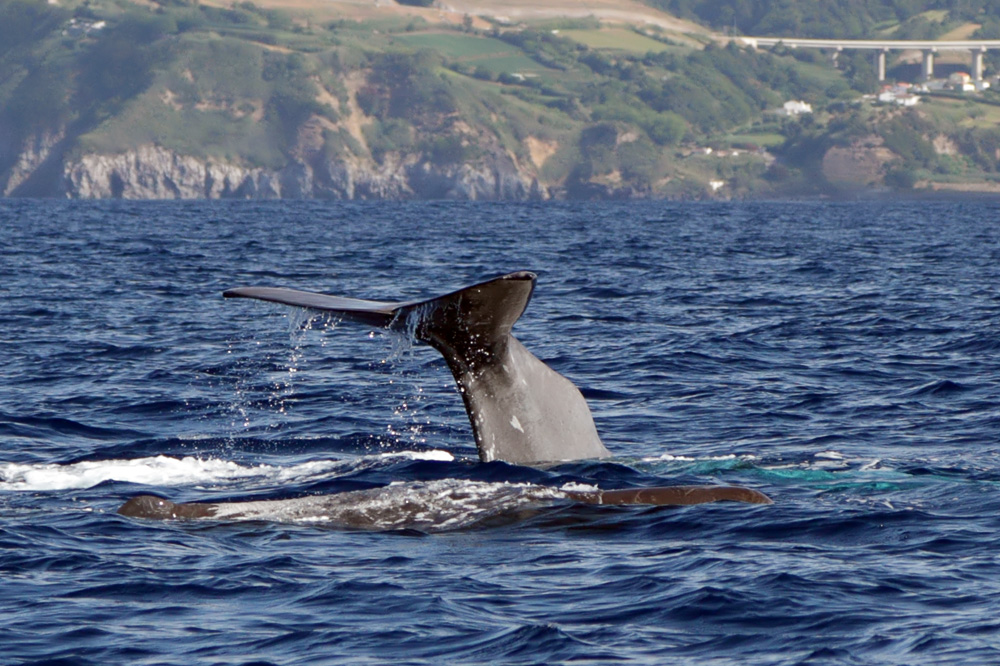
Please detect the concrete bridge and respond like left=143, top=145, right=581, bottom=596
left=739, top=37, right=1000, bottom=81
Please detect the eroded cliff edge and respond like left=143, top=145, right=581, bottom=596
left=52, top=142, right=545, bottom=200
left=2, top=122, right=548, bottom=200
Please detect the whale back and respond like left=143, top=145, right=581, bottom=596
left=224, top=272, right=610, bottom=464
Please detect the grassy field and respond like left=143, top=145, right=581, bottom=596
left=786, top=57, right=850, bottom=90
left=923, top=96, right=1000, bottom=129
left=396, top=32, right=557, bottom=76
left=396, top=32, right=515, bottom=60
left=476, top=54, right=555, bottom=75
left=559, top=28, right=673, bottom=53
left=939, top=22, right=983, bottom=40
left=723, top=132, right=786, bottom=148
left=917, top=9, right=950, bottom=23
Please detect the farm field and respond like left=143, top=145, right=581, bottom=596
left=395, top=32, right=555, bottom=76
left=395, top=33, right=516, bottom=59
left=922, top=96, right=1000, bottom=129
left=559, top=28, right=674, bottom=53
left=723, top=132, right=786, bottom=148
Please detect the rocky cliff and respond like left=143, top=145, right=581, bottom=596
left=4, top=134, right=547, bottom=201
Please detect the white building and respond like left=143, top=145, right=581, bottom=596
left=778, top=100, right=812, bottom=116
left=877, top=87, right=920, bottom=106
left=949, top=72, right=976, bottom=92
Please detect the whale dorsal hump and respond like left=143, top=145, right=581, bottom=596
left=224, top=272, right=610, bottom=464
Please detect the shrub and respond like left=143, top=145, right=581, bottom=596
left=423, top=134, right=472, bottom=165
left=884, top=166, right=918, bottom=189
left=363, top=118, right=414, bottom=162
left=0, top=0, right=66, bottom=58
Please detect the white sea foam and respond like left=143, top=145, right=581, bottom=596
left=0, top=456, right=257, bottom=491
left=380, top=449, right=454, bottom=462
left=641, top=453, right=746, bottom=463
left=559, top=482, right=599, bottom=493
left=815, top=450, right=846, bottom=460
left=0, top=449, right=455, bottom=492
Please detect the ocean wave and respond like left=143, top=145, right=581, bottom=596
left=0, top=450, right=454, bottom=492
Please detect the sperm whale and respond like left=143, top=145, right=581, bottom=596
left=118, top=272, right=771, bottom=522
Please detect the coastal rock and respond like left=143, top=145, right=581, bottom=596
left=56, top=144, right=547, bottom=200
left=316, top=153, right=416, bottom=199
left=2, top=129, right=66, bottom=196
left=821, top=137, right=896, bottom=190
left=406, top=156, right=539, bottom=200
left=63, top=145, right=283, bottom=199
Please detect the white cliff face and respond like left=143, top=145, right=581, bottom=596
left=55, top=144, right=545, bottom=200
left=318, top=152, right=416, bottom=199
left=63, top=145, right=283, bottom=199
left=407, top=159, right=541, bottom=200
left=3, top=129, right=66, bottom=196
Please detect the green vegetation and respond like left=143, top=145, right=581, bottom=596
left=4, top=0, right=1000, bottom=198
left=396, top=33, right=514, bottom=59
left=560, top=28, right=674, bottom=53
left=645, top=0, right=1000, bottom=39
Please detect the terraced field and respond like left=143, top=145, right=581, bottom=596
left=559, top=28, right=675, bottom=53
left=395, top=32, right=550, bottom=75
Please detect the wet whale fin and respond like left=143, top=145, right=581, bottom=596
left=221, top=287, right=400, bottom=327
left=117, top=495, right=216, bottom=519
left=569, top=485, right=773, bottom=506
left=224, top=271, right=610, bottom=464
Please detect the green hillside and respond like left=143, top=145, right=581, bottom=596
left=647, top=0, right=1000, bottom=40
left=4, top=0, right=1000, bottom=198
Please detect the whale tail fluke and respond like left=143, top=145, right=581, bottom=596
left=224, top=272, right=610, bottom=464
left=223, top=270, right=534, bottom=336
left=223, top=271, right=535, bottom=371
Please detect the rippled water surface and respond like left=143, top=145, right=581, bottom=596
left=2, top=199, right=1000, bottom=665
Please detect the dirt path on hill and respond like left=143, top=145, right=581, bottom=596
left=437, top=0, right=710, bottom=37
left=200, top=0, right=718, bottom=42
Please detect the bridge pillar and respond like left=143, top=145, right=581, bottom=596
left=830, top=46, right=842, bottom=68
left=877, top=49, right=888, bottom=81
left=922, top=49, right=936, bottom=81
left=974, top=48, right=985, bottom=81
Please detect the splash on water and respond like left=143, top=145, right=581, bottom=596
left=0, top=449, right=454, bottom=492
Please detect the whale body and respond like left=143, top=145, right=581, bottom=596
left=117, top=481, right=772, bottom=530
left=118, top=272, right=771, bottom=522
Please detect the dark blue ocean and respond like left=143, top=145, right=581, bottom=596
left=2, top=199, right=999, bottom=665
